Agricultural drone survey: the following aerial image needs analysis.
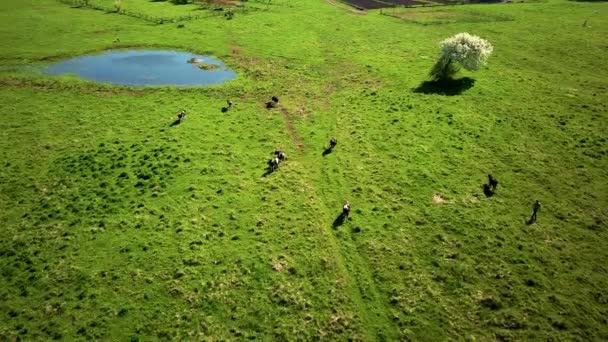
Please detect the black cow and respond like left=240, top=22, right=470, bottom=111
left=342, top=201, right=351, bottom=218
left=488, top=174, right=498, bottom=191
left=275, top=150, right=286, bottom=162
left=177, top=110, right=186, bottom=122
left=268, top=157, right=280, bottom=171
left=529, top=200, right=542, bottom=224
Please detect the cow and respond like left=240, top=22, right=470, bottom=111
left=329, top=137, right=337, bottom=149
left=488, top=174, right=498, bottom=191
left=342, top=201, right=351, bottom=218
left=268, top=157, right=280, bottom=171
left=177, top=110, right=186, bottom=122
left=275, top=150, right=286, bottom=162
left=529, top=200, right=542, bottom=224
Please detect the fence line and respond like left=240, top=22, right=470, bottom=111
left=56, top=0, right=259, bottom=24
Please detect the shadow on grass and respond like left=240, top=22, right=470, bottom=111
left=169, top=119, right=181, bottom=127
left=322, top=147, right=334, bottom=157
left=262, top=166, right=276, bottom=177
left=221, top=107, right=229, bottom=113
left=526, top=215, right=538, bottom=225
left=414, top=77, right=475, bottom=96
left=332, top=213, right=347, bottom=228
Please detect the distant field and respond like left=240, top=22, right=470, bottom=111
left=1, top=0, right=607, bottom=340
left=342, top=0, right=509, bottom=10
left=384, top=8, right=513, bottom=24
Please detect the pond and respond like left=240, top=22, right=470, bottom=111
left=44, top=50, right=236, bottom=86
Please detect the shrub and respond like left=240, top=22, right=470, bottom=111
left=430, top=32, right=493, bottom=80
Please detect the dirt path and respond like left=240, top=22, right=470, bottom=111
left=292, top=98, right=397, bottom=338
left=298, top=170, right=397, bottom=340
left=278, top=106, right=305, bottom=150
left=324, top=0, right=367, bottom=15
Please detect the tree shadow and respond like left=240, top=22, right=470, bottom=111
left=322, top=147, right=334, bottom=157
left=332, top=213, right=347, bottom=228
left=169, top=119, right=181, bottom=127
left=413, top=77, right=475, bottom=96
left=482, top=184, right=495, bottom=197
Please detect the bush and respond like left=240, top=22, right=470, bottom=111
left=430, top=32, right=493, bottom=81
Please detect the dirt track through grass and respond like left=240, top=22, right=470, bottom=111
left=278, top=106, right=306, bottom=150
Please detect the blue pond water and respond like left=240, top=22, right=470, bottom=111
left=44, top=50, right=236, bottom=86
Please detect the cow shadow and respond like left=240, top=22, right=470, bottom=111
left=221, top=107, right=229, bottom=113
left=332, top=213, right=348, bottom=228
left=262, top=165, right=276, bottom=177
left=322, top=147, right=334, bottom=157
left=414, top=77, right=475, bottom=96
left=169, top=119, right=182, bottom=127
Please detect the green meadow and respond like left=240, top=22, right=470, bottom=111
left=1, top=0, right=607, bottom=340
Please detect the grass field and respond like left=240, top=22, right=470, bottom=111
left=1, top=0, right=607, bottom=340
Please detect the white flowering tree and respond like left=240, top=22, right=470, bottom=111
left=430, top=33, right=493, bottom=81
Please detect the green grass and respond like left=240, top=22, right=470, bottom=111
left=1, top=0, right=607, bottom=340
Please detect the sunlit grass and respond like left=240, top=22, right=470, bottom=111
left=0, top=0, right=607, bottom=340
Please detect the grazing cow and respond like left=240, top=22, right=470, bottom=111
left=227, top=99, right=233, bottom=108
left=275, top=150, right=286, bottom=162
left=177, top=110, right=186, bottom=122
left=488, top=174, right=498, bottom=191
left=268, top=157, right=280, bottom=171
left=342, top=201, right=351, bottom=218
left=530, top=200, right=542, bottom=223
left=271, top=96, right=279, bottom=103
left=330, top=137, right=337, bottom=149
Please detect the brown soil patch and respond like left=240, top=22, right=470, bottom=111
left=433, top=193, right=447, bottom=204
left=278, top=106, right=305, bottom=150
left=198, top=0, right=239, bottom=6
left=272, top=260, right=286, bottom=272
left=230, top=45, right=242, bottom=57
left=91, top=30, right=112, bottom=35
